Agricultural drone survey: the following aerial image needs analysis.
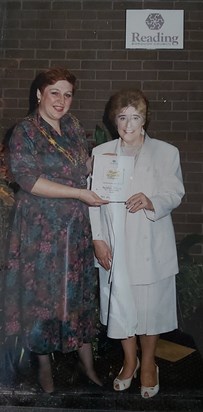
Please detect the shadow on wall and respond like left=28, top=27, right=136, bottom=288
left=102, top=98, right=119, bottom=140
left=28, top=77, right=39, bottom=115
left=1, top=127, right=19, bottom=194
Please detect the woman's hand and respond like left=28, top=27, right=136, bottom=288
left=79, top=189, right=109, bottom=206
left=93, top=240, right=112, bottom=271
left=126, top=192, right=154, bottom=213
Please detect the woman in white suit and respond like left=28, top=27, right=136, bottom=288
left=89, top=89, right=185, bottom=398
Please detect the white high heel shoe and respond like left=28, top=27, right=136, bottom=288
left=141, top=365, right=159, bottom=398
left=113, top=357, right=140, bottom=391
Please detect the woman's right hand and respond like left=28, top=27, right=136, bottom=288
left=78, top=189, right=109, bottom=206
left=93, top=240, right=112, bottom=271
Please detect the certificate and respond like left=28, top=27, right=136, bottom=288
left=91, top=154, right=134, bottom=202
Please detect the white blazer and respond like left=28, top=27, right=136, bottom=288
left=89, top=134, right=185, bottom=285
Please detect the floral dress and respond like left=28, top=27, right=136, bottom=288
left=3, top=111, right=97, bottom=354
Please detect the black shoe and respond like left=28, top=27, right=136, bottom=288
left=38, top=382, right=57, bottom=395
left=77, top=361, right=103, bottom=387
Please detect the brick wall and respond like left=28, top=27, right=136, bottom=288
left=0, top=0, right=202, bottom=260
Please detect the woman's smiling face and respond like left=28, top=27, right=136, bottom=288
left=37, top=80, right=73, bottom=124
left=115, top=105, right=144, bottom=146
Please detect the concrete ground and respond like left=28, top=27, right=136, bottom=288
left=0, top=329, right=203, bottom=411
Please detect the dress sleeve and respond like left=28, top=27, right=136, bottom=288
left=89, top=146, right=104, bottom=240
left=89, top=206, right=104, bottom=240
left=145, top=146, right=185, bottom=221
left=9, top=122, right=42, bottom=193
left=69, top=113, right=90, bottom=158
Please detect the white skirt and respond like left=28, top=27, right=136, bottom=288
left=99, top=268, right=177, bottom=338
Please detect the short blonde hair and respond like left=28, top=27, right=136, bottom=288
left=108, top=89, right=149, bottom=127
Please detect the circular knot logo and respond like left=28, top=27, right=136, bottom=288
left=145, top=13, right=164, bottom=30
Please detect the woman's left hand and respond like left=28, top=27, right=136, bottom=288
left=126, top=192, right=154, bottom=213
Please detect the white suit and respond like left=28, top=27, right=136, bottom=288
left=89, top=134, right=185, bottom=338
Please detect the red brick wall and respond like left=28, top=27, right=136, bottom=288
left=0, top=0, right=203, bottom=260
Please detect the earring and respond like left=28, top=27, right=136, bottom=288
left=37, top=98, right=41, bottom=104
left=141, top=127, right=145, bottom=135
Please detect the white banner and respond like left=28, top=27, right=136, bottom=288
left=126, top=9, right=184, bottom=49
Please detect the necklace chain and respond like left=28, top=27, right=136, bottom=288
left=121, top=141, right=143, bottom=153
left=27, top=117, right=83, bottom=166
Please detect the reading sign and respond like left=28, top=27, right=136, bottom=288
left=126, top=9, right=184, bottom=49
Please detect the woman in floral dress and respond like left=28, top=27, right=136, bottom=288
left=3, top=67, right=106, bottom=392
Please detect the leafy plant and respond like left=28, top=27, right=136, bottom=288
left=176, top=234, right=203, bottom=323
left=177, top=233, right=203, bottom=263
left=93, top=124, right=108, bottom=146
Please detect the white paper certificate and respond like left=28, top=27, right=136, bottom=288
left=91, top=154, right=134, bottom=202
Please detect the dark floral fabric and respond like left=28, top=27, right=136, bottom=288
left=3, top=111, right=97, bottom=354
